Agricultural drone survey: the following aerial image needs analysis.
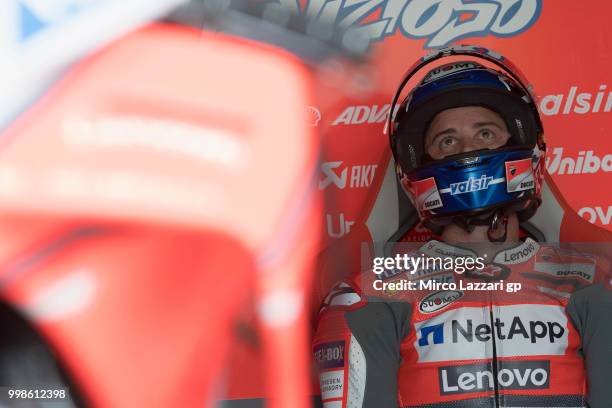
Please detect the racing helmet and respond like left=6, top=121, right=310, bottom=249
left=388, top=45, right=546, bottom=234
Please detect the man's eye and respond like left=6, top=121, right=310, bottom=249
left=440, top=136, right=457, bottom=148
left=479, top=129, right=495, bottom=140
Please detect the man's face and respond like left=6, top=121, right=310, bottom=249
left=424, top=106, right=511, bottom=160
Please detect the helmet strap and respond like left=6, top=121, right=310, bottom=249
left=425, top=207, right=516, bottom=242
left=437, top=210, right=509, bottom=242
left=487, top=211, right=508, bottom=243
left=451, top=211, right=496, bottom=234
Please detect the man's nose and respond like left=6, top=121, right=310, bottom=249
left=460, top=138, right=478, bottom=153
left=462, top=144, right=475, bottom=153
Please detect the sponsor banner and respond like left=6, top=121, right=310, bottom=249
left=439, top=360, right=550, bottom=395
left=422, top=62, right=481, bottom=84
left=319, top=161, right=378, bottom=190
left=307, top=106, right=322, bottom=127
left=494, top=239, right=539, bottom=264
left=438, top=175, right=505, bottom=195
left=448, top=175, right=495, bottom=195
left=418, top=290, right=463, bottom=314
left=326, top=213, right=355, bottom=239
left=331, top=104, right=399, bottom=126
left=547, top=147, right=612, bottom=175
left=421, top=240, right=475, bottom=259
left=414, top=305, right=568, bottom=363
left=578, top=206, right=612, bottom=226
left=320, top=370, right=344, bottom=400
left=539, top=85, right=612, bottom=116
left=410, top=177, right=443, bottom=211
left=533, top=262, right=595, bottom=283
left=332, top=88, right=612, bottom=126
left=505, top=158, right=535, bottom=193
left=294, top=0, right=542, bottom=47
left=314, top=341, right=346, bottom=370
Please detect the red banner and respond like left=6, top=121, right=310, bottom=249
left=312, top=0, right=611, bottom=244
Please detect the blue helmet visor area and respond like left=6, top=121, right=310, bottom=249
left=406, top=147, right=540, bottom=218
left=411, top=66, right=512, bottom=108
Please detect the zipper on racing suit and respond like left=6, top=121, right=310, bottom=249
left=489, top=297, right=501, bottom=408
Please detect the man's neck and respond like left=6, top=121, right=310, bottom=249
left=440, top=213, right=520, bottom=256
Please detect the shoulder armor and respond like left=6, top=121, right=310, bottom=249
left=319, top=282, right=363, bottom=315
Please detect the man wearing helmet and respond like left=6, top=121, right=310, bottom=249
left=313, top=46, right=611, bottom=408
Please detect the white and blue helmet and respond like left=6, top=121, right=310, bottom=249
left=388, top=46, right=546, bottom=233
